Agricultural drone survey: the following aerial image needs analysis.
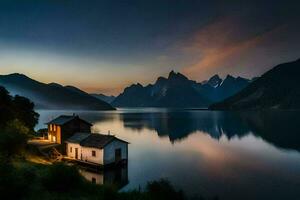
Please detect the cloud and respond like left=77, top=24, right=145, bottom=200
left=180, top=16, right=300, bottom=81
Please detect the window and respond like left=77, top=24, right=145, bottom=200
left=92, top=150, right=96, bottom=157
left=49, top=124, right=52, bottom=131
left=70, top=147, right=72, bottom=153
left=53, top=125, right=56, bottom=131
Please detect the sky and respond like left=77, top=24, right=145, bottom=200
left=0, top=0, right=300, bottom=95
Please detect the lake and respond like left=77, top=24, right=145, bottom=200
left=36, top=109, right=300, bottom=200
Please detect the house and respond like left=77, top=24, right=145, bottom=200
left=66, top=133, right=128, bottom=166
left=46, top=115, right=92, bottom=144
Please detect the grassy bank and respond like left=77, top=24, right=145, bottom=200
left=1, top=158, right=188, bottom=200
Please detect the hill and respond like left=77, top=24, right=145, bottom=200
left=90, top=93, right=116, bottom=103
left=209, top=59, right=300, bottom=110
left=0, top=73, right=115, bottom=110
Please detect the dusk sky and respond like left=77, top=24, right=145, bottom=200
left=0, top=0, right=300, bottom=95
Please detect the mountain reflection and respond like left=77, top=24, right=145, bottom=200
left=118, top=110, right=300, bottom=151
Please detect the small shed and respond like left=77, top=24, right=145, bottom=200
left=66, top=133, right=128, bottom=166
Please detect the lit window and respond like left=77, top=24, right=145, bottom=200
left=92, top=150, right=96, bottom=157
left=53, top=125, right=56, bottom=131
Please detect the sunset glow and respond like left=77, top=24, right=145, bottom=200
left=0, top=1, right=299, bottom=95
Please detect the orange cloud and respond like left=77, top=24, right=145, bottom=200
left=180, top=16, right=297, bottom=81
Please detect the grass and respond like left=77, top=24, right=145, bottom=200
left=0, top=156, right=189, bottom=200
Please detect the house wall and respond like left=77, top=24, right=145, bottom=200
left=61, top=119, right=91, bottom=144
left=66, top=143, right=103, bottom=165
left=48, top=124, right=61, bottom=144
left=81, top=146, right=103, bottom=164
left=104, top=140, right=128, bottom=165
left=66, top=143, right=81, bottom=158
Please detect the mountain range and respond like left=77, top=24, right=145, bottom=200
left=0, top=73, right=115, bottom=110
left=90, top=93, right=116, bottom=103
left=210, top=59, right=300, bottom=110
left=112, top=71, right=251, bottom=108
left=1, top=58, right=298, bottom=110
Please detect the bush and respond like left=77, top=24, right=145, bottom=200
left=120, top=179, right=186, bottom=200
left=0, top=161, right=192, bottom=200
left=0, top=119, right=29, bottom=159
left=145, top=179, right=185, bottom=200
left=41, top=163, right=85, bottom=192
left=0, top=162, right=35, bottom=199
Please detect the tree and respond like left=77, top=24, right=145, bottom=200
left=0, top=86, right=39, bottom=131
left=0, top=86, right=13, bottom=128
left=12, top=95, right=39, bottom=131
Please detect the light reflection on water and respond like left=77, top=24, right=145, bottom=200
left=37, top=109, right=300, bottom=200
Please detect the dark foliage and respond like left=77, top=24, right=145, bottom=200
left=145, top=179, right=186, bottom=200
left=41, top=163, right=85, bottom=192
left=0, top=161, right=190, bottom=200
left=12, top=95, right=39, bottom=131
left=0, top=86, right=39, bottom=131
left=0, top=120, right=29, bottom=159
left=0, top=86, right=13, bottom=127
left=0, top=86, right=39, bottom=162
left=0, top=162, right=32, bottom=199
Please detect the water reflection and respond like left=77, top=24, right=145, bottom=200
left=37, top=109, right=300, bottom=151
left=36, top=109, right=300, bottom=200
left=79, top=165, right=128, bottom=189
left=118, top=110, right=300, bottom=151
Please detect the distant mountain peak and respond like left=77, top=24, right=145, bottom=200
left=210, top=74, right=220, bottom=79
left=3, top=73, right=30, bottom=80
left=135, top=83, right=143, bottom=87
left=123, top=83, right=144, bottom=93
left=7, top=73, right=26, bottom=77
left=48, top=82, right=63, bottom=87
left=155, top=76, right=168, bottom=85
left=207, top=74, right=222, bottom=87
left=168, top=70, right=177, bottom=78
left=225, top=74, right=235, bottom=79
left=169, top=70, right=175, bottom=75
left=168, top=71, right=188, bottom=81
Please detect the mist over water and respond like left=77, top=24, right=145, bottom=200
left=37, top=109, right=300, bottom=200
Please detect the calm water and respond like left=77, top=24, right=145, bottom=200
left=37, top=109, right=300, bottom=200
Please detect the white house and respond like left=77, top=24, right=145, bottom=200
left=66, top=133, right=128, bottom=166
